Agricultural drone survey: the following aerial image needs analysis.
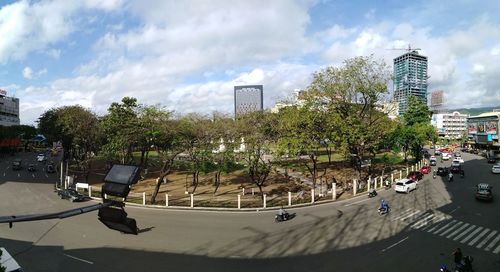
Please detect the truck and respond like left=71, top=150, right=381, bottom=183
left=0, top=247, right=23, bottom=271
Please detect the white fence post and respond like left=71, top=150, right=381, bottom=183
left=353, top=179, right=357, bottom=196
left=332, top=183, right=336, bottom=201
left=88, top=185, right=92, bottom=197
left=380, top=176, right=383, bottom=188
left=406, top=168, right=409, bottom=175
left=242, top=188, right=245, bottom=196
left=391, top=173, right=394, bottom=184
left=374, top=177, right=377, bottom=189
left=311, top=189, right=315, bottom=203
left=190, top=193, right=194, bottom=208
left=288, top=192, right=292, bottom=206
left=399, top=170, right=402, bottom=180
left=142, top=192, right=146, bottom=205
left=165, top=194, right=169, bottom=207
left=252, top=188, right=254, bottom=196
left=238, top=194, right=241, bottom=209
left=368, top=178, right=371, bottom=192
left=263, top=194, right=267, bottom=209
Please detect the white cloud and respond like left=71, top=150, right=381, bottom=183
left=22, top=67, right=33, bottom=79
left=22, top=66, right=47, bottom=79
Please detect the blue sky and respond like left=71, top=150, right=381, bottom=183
left=0, top=0, right=499, bottom=125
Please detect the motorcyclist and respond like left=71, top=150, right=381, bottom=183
left=379, top=199, right=389, bottom=213
left=277, top=207, right=288, bottom=221
left=448, top=172, right=453, bottom=182
left=460, top=169, right=465, bottom=178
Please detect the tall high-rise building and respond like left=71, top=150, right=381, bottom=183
left=393, top=50, right=428, bottom=115
left=234, top=85, right=263, bottom=118
left=0, top=89, right=20, bottom=126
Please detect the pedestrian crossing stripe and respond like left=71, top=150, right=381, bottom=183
left=392, top=208, right=500, bottom=254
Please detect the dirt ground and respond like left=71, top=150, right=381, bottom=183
left=78, top=159, right=410, bottom=208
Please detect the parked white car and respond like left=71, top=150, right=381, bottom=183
left=395, top=178, right=417, bottom=193
left=492, top=165, right=500, bottom=174
left=442, top=153, right=452, bottom=160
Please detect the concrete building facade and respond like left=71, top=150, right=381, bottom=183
left=467, top=111, right=500, bottom=149
left=0, top=90, right=20, bottom=126
left=393, top=50, right=428, bottom=115
left=431, top=111, right=468, bottom=139
left=234, top=85, right=263, bottom=118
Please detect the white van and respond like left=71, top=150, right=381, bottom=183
left=0, top=248, right=23, bottom=272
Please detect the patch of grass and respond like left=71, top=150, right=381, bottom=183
left=373, top=152, right=404, bottom=165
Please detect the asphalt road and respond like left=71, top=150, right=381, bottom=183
left=1, top=150, right=500, bottom=271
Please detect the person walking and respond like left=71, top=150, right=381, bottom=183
left=452, top=248, right=463, bottom=266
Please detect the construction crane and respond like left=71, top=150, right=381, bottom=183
left=387, top=44, right=421, bottom=53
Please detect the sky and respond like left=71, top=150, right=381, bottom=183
left=0, top=0, right=499, bottom=125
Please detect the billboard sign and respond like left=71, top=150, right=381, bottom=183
left=486, top=121, right=498, bottom=135
left=468, top=122, right=477, bottom=134
left=477, top=122, right=486, bottom=133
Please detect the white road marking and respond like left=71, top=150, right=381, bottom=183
left=411, top=214, right=435, bottom=229
left=399, top=211, right=423, bottom=221
left=391, top=209, right=414, bottom=221
left=440, top=221, right=464, bottom=237
left=449, top=206, right=460, bottom=214
left=381, top=236, right=409, bottom=252
left=460, top=226, right=483, bottom=244
left=446, top=223, right=470, bottom=239
left=432, top=220, right=457, bottom=235
left=476, top=230, right=497, bottom=249
left=453, top=225, right=476, bottom=241
left=485, top=234, right=500, bottom=251
left=493, top=244, right=500, bottom=254
left=63, top=254, right=93, bottom=264
left=468, top=228, right=490, bottom=246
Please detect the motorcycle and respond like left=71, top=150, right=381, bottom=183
left=455, top=256, right=473, bottom=272
left=275, top=212, right=296, bottom=222
left=378, top=206, right=390, bottom=215
left=368, top=190, right=377, bottom=198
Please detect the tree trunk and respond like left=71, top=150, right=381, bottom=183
left=213, top=170, right=222, bottom=195
left=326, top=147, right=332, bottom=165
left=139, top=149, right=146, bottom=167
left=150, top=157, right=175, bottom=204
left=191, top=170, right=200, bottom=194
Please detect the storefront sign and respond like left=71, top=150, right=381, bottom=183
left=486, top=121, right=498, bottom=134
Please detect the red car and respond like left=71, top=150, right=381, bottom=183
left=407, top=171, right=424, bottom=181
left=420, top=165, right=431, bottom=174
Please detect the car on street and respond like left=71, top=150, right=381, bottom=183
left=57, top=189, right=85, bottom=202
left=492, top=165, right=500, bottom=174
left=451, top=160, right=461, bottom=167
left=442, top=153, right=452, bottom=160
left=475, top=183, right=493, bottom=201
left=450, top=165, right=462, bottom=174
left=454, top=156, right=464, bottom=164
left=28, top=164, right=36, bottom=172
left=430, top=156, right=437, bottom=166
left=395, top=178, right=417, bottom=193
left=437, top=167, right=449, bottom=176
left=12, top=159, right=22, bottom=170
left=487, top=157, right=498, bottom=164
left=420, top=165, right=431, bottom=174
left=434, top=150, right=442, bottom=156
left=37, top=153, right=46, bottom=162
left=407, top=171, right=424, bottom=181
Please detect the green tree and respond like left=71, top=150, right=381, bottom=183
left=306, top=55, right=392, bottom=179
left=100, top=97, right=141, bottom=164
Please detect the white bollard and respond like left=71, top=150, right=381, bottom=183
left=288, top=192, right=292, bottom=206
left=242, top=188, right=245, bottom=196
left=380, top=177, right=383, bottom=188
left=311, top=189, right=315, bottom=203
left=353, top=179, right=357, bottom=196
left=165, top=194, right=169, bottom=207
left=252, top=188, right=254, bottom=196
left=374, top=177, right=377, bottom=189
left=368, top=179, right=371, bottom=192
left=406, top=168, right=409, bottom=175
left=391, top=173, right=394, bottom=184
left=238, top=194, right=241, bottom=209
left=143, top=192, right=146, bottom=205
left=332, top=183, right=337, bottom=201
left=190, top=193, right=194, bottom=208
left=88, top=185, right=92, bottom=197
left=263, top=194, right=267, bottom=209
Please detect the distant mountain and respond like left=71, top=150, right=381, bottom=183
left=448, top=106, right=500, bottom=116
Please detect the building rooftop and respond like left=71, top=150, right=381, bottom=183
left=469, top=111, right=500, bottom=118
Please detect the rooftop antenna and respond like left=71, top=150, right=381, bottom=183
left=387, top=44, right=421, bottom=53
